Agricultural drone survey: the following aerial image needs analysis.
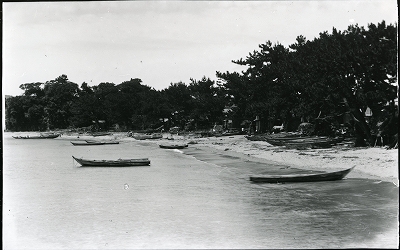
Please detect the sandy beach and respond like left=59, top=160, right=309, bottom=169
left=54, top=132, right=398, bottom=186
left=186, top=135, right=398, bottom=185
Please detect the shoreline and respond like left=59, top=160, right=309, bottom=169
left=142, top=133, right=398, bottom=185
left=191, top=135, right=398, bottom=185
left=6, top=132, right=398, bottom=185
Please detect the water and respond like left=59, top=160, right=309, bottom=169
left=3, top=133, right=398, bottom=249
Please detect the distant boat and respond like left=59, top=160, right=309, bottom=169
left=71, top=141, right=105, bottom=146
left=85, top=140, right=119, bottom=145
left=132, top=133, right=163, bottom=140
left=90, top=132, right=112, bottom=137
left=249, top=167, right=354, bottom=183
left=267, top=137, right=344, bottom=149
left=72, top=156, right=150, bottom=167
left=12, top=133, right=60, bottom=139
left=246, top=134, right=344, bottom=149
left=159, top=144, right=188, bottom=149
left=213, top=130, right=243, bottom=137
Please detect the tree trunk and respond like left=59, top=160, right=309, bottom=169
left=342, top=98, right=373, bottom=146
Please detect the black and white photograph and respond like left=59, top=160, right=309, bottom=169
left=2, top=0, right=398, bottom=249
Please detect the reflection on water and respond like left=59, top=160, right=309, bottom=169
left=3, top=134, right=398, bottom=249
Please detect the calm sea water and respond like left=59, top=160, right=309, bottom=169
left=3, top=133, right=398, bottom=249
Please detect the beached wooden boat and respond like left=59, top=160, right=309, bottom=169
left=265, top=137, right=330, bottom=145
left=90, top=132, right=113, bottom=137
left=249, top=166, right=354, bottom=183
left=248, top=134, right=344, bottom=149
left=72, top=156, right=150, bottom=167
left=214, top=131, right=243, bottom=137
left=12, top=133, right=60, bottom=139
left=71, top=141, right=105, bottom=146
left=245, top=133, right=302, bottom=142
left=276, top=137, right=343, bottom=149
left=85, top=140, right=119, bottom=145
left=132, top=133, right=163, bottom=140
left=159, top=144, right=188, bottom=149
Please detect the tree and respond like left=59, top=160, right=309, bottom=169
left=116, top=78, right=152, bottom=130
left=290, top=21, right=397, bottom=143
left=216, top=71, right=252, bottom=128
left=217, top=21, right=397, bottom=142
left=91, top=82, right=119, bottom=129
left=217, top=41, right=298, bottom=131
left=188, top=77, right=225, bottom=129
left=162, top=82, right=193, bottom=128
left=19, top=82, right=45, bottom=97
left=43, top=75, right=79, bottom=129
left=5, top=81, right=48, bottom=131
left=70, top=82, right=99, bottom=128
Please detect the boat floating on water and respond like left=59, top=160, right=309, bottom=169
left=72, top=156, right=150, bottom=167
left=249, top=166, right=355, bottom=183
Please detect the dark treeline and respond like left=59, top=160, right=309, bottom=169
left=6, top=75, right=225, bottom=132
left=5, top=21, right=398, bottom=146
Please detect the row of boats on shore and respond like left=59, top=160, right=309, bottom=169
left=11, top=131, right=354, bottom=183
left=246, top=132, right=345, bottom=149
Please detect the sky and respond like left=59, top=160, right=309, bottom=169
left=2, top=0, right=398, bottom=97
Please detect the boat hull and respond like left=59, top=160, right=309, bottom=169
left=159, top=144, right=188, bottom=149
left=85, top=140, right=119, bottom=144
left=71, top=141, right=105, bottom=146
left=250, top=167, right=354, bottom=183
left=72, top=156, right=150, bottom=167
left=90, top=132, right=112, bottom=137
left=12, top=134, right=60, bottom=139
left=132, top=133, right=163, bottom=140
left=246, top=133, right=344, bottom=149
left=264, top=137, right=343, bottom=149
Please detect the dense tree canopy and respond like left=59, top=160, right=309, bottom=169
left=5, top=21, right=397, bottom=146
left=217, top=21, right=397, bottom=145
